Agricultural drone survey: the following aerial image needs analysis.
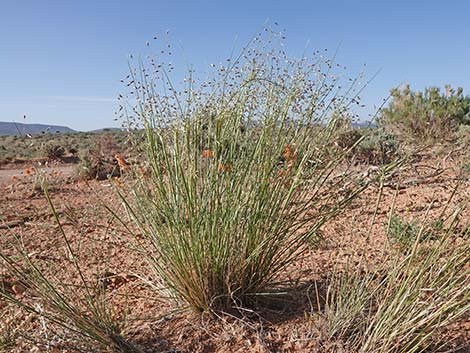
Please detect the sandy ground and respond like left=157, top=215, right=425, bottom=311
left=0, top=165, right=75, bottom=182
left=0, top=147, right=469, bottom=353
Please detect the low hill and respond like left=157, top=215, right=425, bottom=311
left=88, top=127, right=124, bottom=133
left=0, top=121, right=76, bottom=136
left=352, top=121, right=377, bottom=129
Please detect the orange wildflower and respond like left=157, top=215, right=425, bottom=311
left=11, top=175, right=18, bottom=182
left=202, top=149, right=214, bottom=158
left=113, top=176, right=122, bottom=187
left=218, top=163, right=231, bottom=172
left=114, top=154, right=130, bottom=172
left=24, top=168, right=34, bottom=176
left=283, top=144, right=297, bottom=161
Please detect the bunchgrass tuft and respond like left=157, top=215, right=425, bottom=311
left=114, top=28, right=385, bottom=313
left=322, top=212, right=469, bottom=352
left=0, top=185, right=142, bottom=352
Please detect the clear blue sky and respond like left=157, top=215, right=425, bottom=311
left=1, top=0, right=469, bottom=131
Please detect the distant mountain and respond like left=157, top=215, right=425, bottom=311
left=351, top=121, right=377, bottom=129
left=0, top=122, right=77, bottom=136
left=88, top=127, right=125, bottom=133
left=0, top=120, right=375, bottom=136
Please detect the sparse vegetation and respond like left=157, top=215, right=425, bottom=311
left=322, top=215, right=469, bottom=353
left=0, top=131, right=129, bottom=166
left=0, top=305, right=18, bottom=353
left=0, top=27, right=468, bottom=353
left=0, top=187, right=142, bottom=352
left=457, top=124, right=470, bottom=146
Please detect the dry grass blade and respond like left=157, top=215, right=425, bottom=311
left=0, top=185, right=143, bottom=353
left=322, top=211, right=469, bottom=353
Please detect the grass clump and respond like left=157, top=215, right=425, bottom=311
left=322, top=214, right=469, bottom=352
left=379, top=84, right=470, bottom=142
left=115, top=29, right=383, bottom=313
left=0, top=187, right=142, bottom=352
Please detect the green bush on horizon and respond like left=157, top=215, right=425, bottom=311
left=379, top=84, right=470, bottom=142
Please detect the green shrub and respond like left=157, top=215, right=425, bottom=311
left=388, top=215, right=421, bottom=250
left=387, top=214, right=445, bottom=252
left=337, top=128, right=399, bottom=165
left=379, top=84, right=470, bottom=141
left=355, top=129, right=398, bottom=165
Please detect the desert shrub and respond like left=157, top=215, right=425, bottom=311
left=322, top=214, right=469, bottom=352
left=337, top=128, right=399, bottom=165
left=379, top=84, right=470, bottom=141
left=388, top=214, right=445, bottom=252
left=335, top=126, right=363, bottom=151
left=78, top=134, right=121, bottom=180
left=113, top=29, right=387, bottom=313
left=43, top=144, right=65, bottom=160
left=457, top=124, right=470, bottom=147
left=355, top=129, right=398, bottom=165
